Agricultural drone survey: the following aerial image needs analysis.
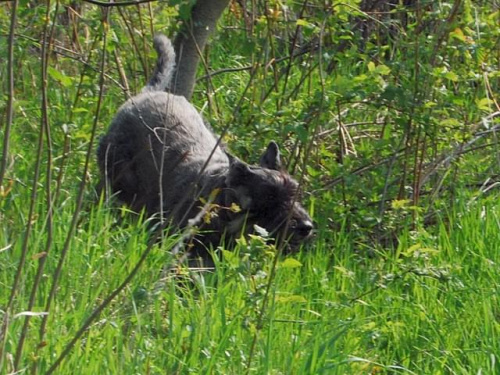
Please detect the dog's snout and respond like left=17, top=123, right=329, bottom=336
left=296, top=220, right=313, bottom=237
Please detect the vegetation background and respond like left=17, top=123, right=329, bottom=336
left=1, top=0, right=499, bottom=373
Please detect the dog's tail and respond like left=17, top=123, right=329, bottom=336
left=142, top=34, right=176, bottom=93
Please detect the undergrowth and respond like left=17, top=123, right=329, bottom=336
left=1, top=1, right=499, bottom=373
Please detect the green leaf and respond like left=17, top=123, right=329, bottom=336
left=276, top=294, right=307, bottom=303
left=449, top=28, right=466, bottom=42
left=47, top=67, right=73, bottom=87
left=391, top=199, right=411, bottom=209
left=72, top=108, right=88, bottom=113
left=476, top=98, right=492, bottom=111
left=178, top=2, right=192, bottom=20
left=402, top=244, right=440, bottom=258
left=444, top=71, right=459, bottom=82
left=374, top=64, right=391, bottom=75
left=402, top=243, right=421, bottom=257
left=222, top=250, right=239, bottom=268
left=279, top=258, right=302, bottom=269
left=296, top=19, right=309, bottom=27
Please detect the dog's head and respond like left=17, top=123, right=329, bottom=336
left=225, top=142, right=313, bottom=249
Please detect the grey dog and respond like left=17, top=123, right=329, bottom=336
left=97, top=34, right=313, bottom=258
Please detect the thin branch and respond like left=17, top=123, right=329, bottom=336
left=420, top=111, right=500, bottom=189
left=319, top=147, right=408, bottom=191
left=0, top=0, right=17, bottom=192
left=196, top=41, right=319, bottom=81
left=280, top=0, right=309, bottom=105
left=82, top=0, right=157, bottom=7
left=13, top=33, right=127, bottom=91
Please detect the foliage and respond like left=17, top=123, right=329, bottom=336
left=0, top=0, right=499, bottom=373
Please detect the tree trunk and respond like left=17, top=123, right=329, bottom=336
left=172, top=0, right=230, bottom=100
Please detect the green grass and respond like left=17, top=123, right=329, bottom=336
left=1, top=196, right=499, bottom=374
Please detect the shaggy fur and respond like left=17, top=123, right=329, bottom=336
left=97, top=34, right=313, bottom=256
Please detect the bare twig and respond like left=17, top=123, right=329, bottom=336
left=0, top=0, right=17, bottom=192
left=420, top=111, right=500, bottom=189
left=117, top=5, right=148, bottom=77
left=280, top=0, right=309, bottom=105
left=196, top=41, right=319, bottom=82
left=82, top=0, right=157, bottom=7
left=13, top=33, right=127, bottom=91
left=52, top=35, right=101, bottom=208
left=14, top=0, right=57, bottom=369
left=320, top=147, right=408, bottom=191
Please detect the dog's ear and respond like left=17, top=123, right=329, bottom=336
left=227, top=158, right=251, bottom=182
left=259, top=141, right=281, bottom=170
left=225, top=158, right=254, bottom=209
left=226, top=158, right=254, bottom=189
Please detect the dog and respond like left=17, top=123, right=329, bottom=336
left=97, top=34, right=313, bottom=259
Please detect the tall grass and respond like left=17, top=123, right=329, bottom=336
left=2, top=194, right=499, bottom=373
